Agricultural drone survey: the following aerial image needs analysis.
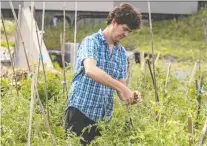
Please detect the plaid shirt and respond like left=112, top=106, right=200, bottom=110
left=67, top=29, right=128, bottom=122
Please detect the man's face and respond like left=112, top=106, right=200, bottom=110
left=111, top=21, right=132, bottom=42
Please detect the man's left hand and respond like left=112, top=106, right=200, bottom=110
left=132, top=91, right=142, bottom=104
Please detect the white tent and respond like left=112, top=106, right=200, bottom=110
left=15, top=7, right=53, bottom=69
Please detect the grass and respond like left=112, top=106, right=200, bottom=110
left=121, top=9, right=207, bottom=61
left=43, top=23, right=105, bottom=50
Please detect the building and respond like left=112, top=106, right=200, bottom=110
left=2, top=1, right=207, bottom=27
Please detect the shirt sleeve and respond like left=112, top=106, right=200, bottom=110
left=118, top=48, right=128, bottom=80
left=78, top=37, right=98, bottom=66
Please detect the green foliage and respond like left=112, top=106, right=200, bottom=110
left=43, top=9, right=207, bottom=62
left=44, top=23, right=106, bottom=49
left=1, top=69, right=75, bottom=145
left=121, top=9, right=207, bottom=61
left=2, top=63, right=207, bottom=145
left=1, top=41, right=15, bottom=48
left=0, top=19, right=16, bottom=34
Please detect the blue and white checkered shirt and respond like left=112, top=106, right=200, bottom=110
left=67, top=29, right=128, bottom=122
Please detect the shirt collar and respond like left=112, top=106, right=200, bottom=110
left=98, top=29, right=106, bottom=42
left=98, top=29, right=120, bottom=48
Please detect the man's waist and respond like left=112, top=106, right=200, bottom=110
left=68, top=104, right=113, bottom=122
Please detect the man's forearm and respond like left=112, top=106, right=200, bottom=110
left=85, top=66, right=126, bottom=92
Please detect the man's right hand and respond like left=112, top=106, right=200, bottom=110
left=118, top=86, right=134, bottom=104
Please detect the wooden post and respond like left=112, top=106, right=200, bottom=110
left=164, top=62, right=171, bottom=94
left=140, top=52, right=145, bottom=71
left=147, top=1, right=159, bottom=105
left=155, top=52, right=160, bottom=66
left=188, top=115, right=194, bottom=145
left=199, top=118, right=207, bottom=145
left=185, top=61, right=198, bottom=97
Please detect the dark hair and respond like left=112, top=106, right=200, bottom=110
left=107, top=3, right=142, bottom=30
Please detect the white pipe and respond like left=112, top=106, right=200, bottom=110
left=40, top=2, right=45, bottom=50
left=30, top=1, right=34, bottom=67
left=73, top=0, right=77, bottom=69
left=0, top=1, right=2, bottom=143
left=27, top=1, right=35, bottom=145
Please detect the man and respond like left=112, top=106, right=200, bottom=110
left=65, top=2, right=142, bottom=145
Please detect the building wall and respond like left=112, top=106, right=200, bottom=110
left=34, top=10, right=108, bottom=27
left=2, top=1, right=23, bottom=9
left=1, top=1, right=200, bottom=27
left=114, top=1, right=198, bottom=15
left=23, top=1, right=113, bottom=12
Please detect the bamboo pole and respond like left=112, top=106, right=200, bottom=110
left=199, top=118, right=207, bottom=145
left=189, top=61, right=198, bottom=85
left=33, top=16, right=56, bottom=144
left=14, top=5, right=22, bottom=67
left=27, top=2, right=55, bottom=146
left=27, top=66, right=36, bottom=146
left=203, top=19, right=207, bottom=44
left=61, top=3, right=68, bottom=97
left=73, top=0, right=78, bottom=69
left=185, top=61, right=198, bottom=97
left=146, top=59, right=159, bottom=120
left=8, top=2, right=48, bottom=146
left=146, top=59, right=159, bottom=103
left=1, top=14, right=19, bottom=95
left=155, top=52, right=160, bottom=66
left=164, top=62, right=171, bottom=94
left=140, top=52, right=145, bottom=71
left=9, top=1, right=31, bottom=72
left=30, top=1, right=34, bottom=68
left=188, top=115, right=194, bottom=145
left=27, top=1, right=35, bottom=145
left=196, top=74, right=203, bottom=119
left=144, top=58, right=147, bottom=87
left=34, top=1, right=50, bottom=123
left=0, top=2, right=2, bottom=142
left=35, top=86, right=56, bottom=146
left=33, top=18, right=56, bottom=146
left=35, top=2, right=50, bottom=128
left=147, top=1, right=159, bottom=104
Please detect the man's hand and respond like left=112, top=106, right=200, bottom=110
left=118, top=86, right=134, bottom=104
left=131, top=91, right=142, bottom=104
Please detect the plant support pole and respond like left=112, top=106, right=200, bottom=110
left=61, top=3, right=68, bottom=97
left=9, top=1, right=31, bottom=72
left=1, top=14, right=19, bottom=95
left=147, top=1, right=159, bottom=103
left=164, top=62, right=171, bottom=94
left=34, top=1, right=50, bottom=123
left=73, top=0, right=78, bottom=68
left=199, top=118, right=207, bottom=145
left=188, top=115, right=194, bottom=145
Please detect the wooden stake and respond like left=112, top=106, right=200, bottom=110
left=199, top=118, right=207, bottom=145
left=188, top=115, right=194, bottom=145
left=73, top=0, right=78, bottom=68
left=14, top=4, right=22, bottom=67
left=27, top=66, right=36, bottom=146
left=155, top=52, right=160, bottom=66
left=164, top=62, right=171, bottom=94
left=148, top=1, right=159, bottom=104
left=62, top=3, right=68, bottom=97
left=1, top=15, right=19, bottom=95
left=185, top=61, right=198, bottom=97
left=34, top=1, right=50, bottom=129
left=140, top=52, right=145, bottom=71
left=9, top=1, right=31, bottom=72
